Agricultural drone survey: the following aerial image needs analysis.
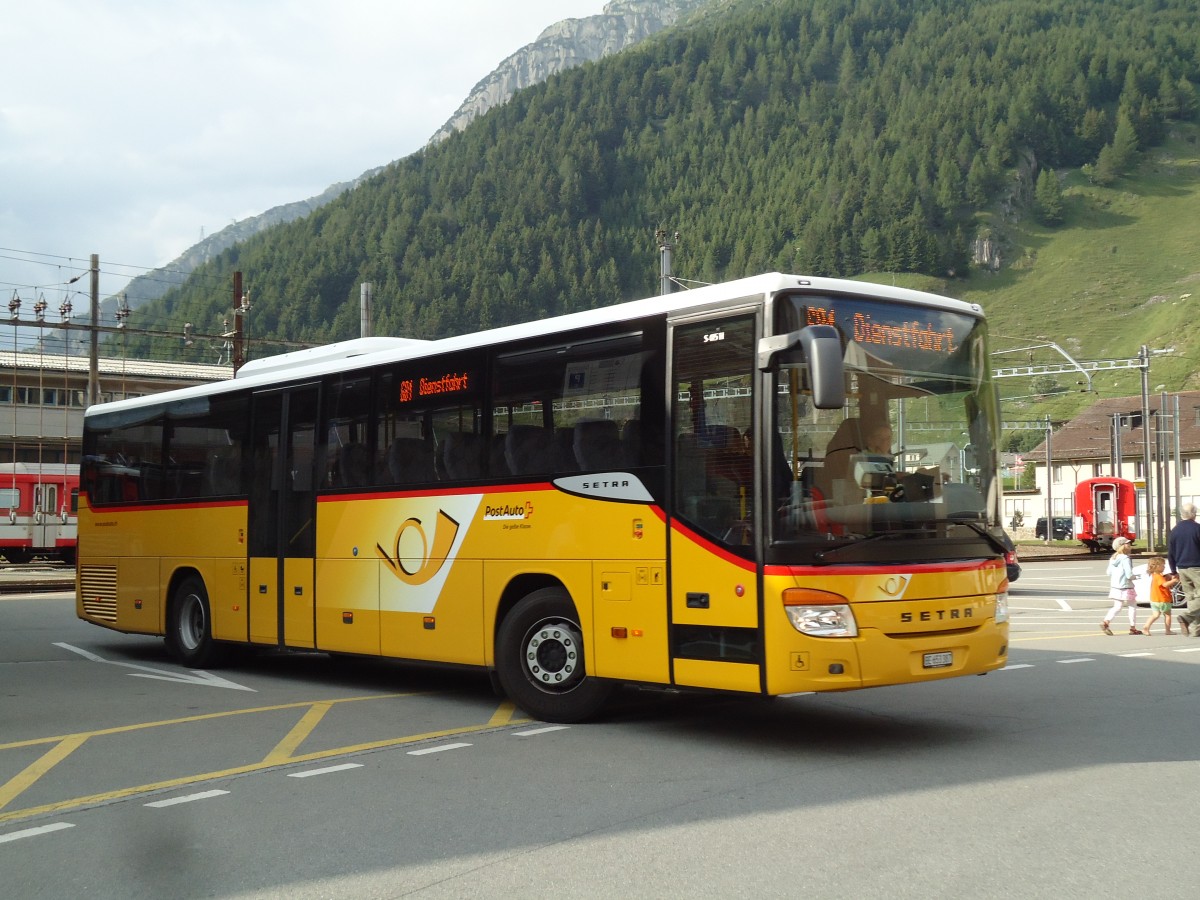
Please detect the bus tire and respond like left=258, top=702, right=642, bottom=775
left=496, top=587, right=612, bottom=723
left=165, top=575, right=227, bottom=668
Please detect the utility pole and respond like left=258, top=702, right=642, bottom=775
left=87, top=254, right=99, bottom=408
left=1139, top=344, right=1154, bottom=547
left=232, top=272, right=246, bottom=373
left=1173, top=394, right=1182, bottom=526
left=656, top=228, right=677, bottom=295
left=360, top=283, right=373, bottom=338
left=1111, top=412, right=1122, bottom=477
left=1044, top=414, right=1053, bottom=544
left=1158, top=390, right=1171, bottom=545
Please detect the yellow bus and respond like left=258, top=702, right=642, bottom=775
left=77, top=273, right=1009, bottom=722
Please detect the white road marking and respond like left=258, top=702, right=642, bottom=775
left=1000, top=663, right=1034, bottom=670
left=53, top=642, right=256, bottom=692
left=1056, top=657, right=1094, bottom=664
left=144, top=789, right=230, bottom=808
left=0, top=822, right=74, bottom=844
left=513, top=726, right=570, bottom=737
left=287, top=763, right=364, bottom=778
left=1119, top=652, right=1154, bottom=658
left=407, top=743, right=472, bottom=756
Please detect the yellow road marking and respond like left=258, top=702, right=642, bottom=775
left=0, top=734, right=89, bottom=812
left=0, top=693, right=413, bottom=752
left=0, top=697, right=529, bottom=825
left=262, top=702, right=333, bottom=765
left=486, top=700, right=517, bottom=727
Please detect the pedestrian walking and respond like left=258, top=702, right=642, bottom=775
left=1101, top=536, right=1140, bottom=635
left=1141, top=555, right=1178, bottom=635
left=1167, top=503, right=1200, bottom=637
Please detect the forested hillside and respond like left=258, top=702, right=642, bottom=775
left=130, top=0, right=1200, bottom=361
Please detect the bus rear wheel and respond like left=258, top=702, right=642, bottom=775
left=496, top=587, right=612, bottom=723
left=165, top=575, right=227, bottom=668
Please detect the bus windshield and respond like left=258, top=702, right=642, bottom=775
left=770, top=291, right=1002, bottom=564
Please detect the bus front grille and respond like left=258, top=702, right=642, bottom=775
left=80, top=565, right=118, bottom=622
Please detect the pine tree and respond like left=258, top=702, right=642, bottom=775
left=1034, top=169, right=1064, bottom=225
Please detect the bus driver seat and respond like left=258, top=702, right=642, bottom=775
left=815, top=417, right=864, bottom=507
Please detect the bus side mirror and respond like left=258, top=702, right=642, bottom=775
left=757, top=325, right=845, bottom=409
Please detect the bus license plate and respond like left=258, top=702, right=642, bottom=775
left=923, top=651, right=953, bottom=669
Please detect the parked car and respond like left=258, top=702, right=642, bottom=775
left=1132, top=562, right=1186, bottom=608
left=1035, top=516, right=1073, bottom=540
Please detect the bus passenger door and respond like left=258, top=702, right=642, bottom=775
left=667, top=314, right=762, bottom=694
left=248, top=385, right=319, bottom=648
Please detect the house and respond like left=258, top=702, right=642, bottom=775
left=1018, top=391, right=1200, bottom=542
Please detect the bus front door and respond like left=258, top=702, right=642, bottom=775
left=248, top=385, right=319, bottom=648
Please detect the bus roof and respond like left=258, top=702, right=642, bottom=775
left=84, top=272, right=981, bottom=420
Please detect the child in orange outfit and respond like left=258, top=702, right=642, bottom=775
left=1142, top=556, right=1179, bottom=635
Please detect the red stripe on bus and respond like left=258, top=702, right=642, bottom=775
left=764, top=559, right=1004, bottom=577
left=668, top=519, right=756, bottom=572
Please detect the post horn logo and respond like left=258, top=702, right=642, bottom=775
left=878, top=574, right=912, bottom=597
left=376, top=510, right=461, bottom=585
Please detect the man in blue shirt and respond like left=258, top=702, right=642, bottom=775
left=1167, top=503, right=1200, bottom=637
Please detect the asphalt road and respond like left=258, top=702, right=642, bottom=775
left=3, top=561, right=1199, bottom=899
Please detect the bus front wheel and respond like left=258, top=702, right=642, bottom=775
left=496, top=587, right=612, bottom=723
left=165, top=575, right=227, bottom=668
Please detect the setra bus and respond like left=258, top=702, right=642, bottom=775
left=0, top=462, right=79, bottom=564
left=76, top=273, right=1010, bottom=721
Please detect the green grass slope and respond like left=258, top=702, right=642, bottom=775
left=966, top=124, right=1200, bottom=415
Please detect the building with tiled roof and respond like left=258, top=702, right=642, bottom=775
left=1015, top=391, right=1200, bottom=543
left=0, top=351, right=232, bottom=465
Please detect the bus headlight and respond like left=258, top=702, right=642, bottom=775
left=783, top=589, right=857, bottom=637
left=995, top=591, right=1009, bottom=623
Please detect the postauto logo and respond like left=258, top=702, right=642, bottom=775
left=376, top=510, right=461, bottom=586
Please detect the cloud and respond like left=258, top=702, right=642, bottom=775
left=0, top=0, right=603, bottom=296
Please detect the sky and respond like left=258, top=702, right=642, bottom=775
left=0, top=0, right=605, bottom=310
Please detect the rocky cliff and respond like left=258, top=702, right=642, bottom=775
left=429, top=0, right=712, bottom=144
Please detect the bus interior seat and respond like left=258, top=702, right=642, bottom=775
left=554, top=428, right=579, bottom=472
left=621, top=419, right=641, bottom=467
left=205, top=451, right=241, bottom=495
left=573, top=419, right=621, bottom=472
left=489, top=433, right=510, bottom=476
left=442, top=432, right=483, bottom=480
left=386, top=438, right=436, bottom=484
left=337, top=444, right=372, bottom=487
left=505, top=425, right=556, bottom=475
left=815, top=417, right=863, bottom=505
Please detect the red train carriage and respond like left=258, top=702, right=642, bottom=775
left=1073, top=476, right=1137, bottom=553
left=0, top=463, right=79, bottom=564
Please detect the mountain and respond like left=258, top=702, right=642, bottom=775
left=429, top=0, right=714, bottom=144
left=122, top=0, right=1200, bottom=400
